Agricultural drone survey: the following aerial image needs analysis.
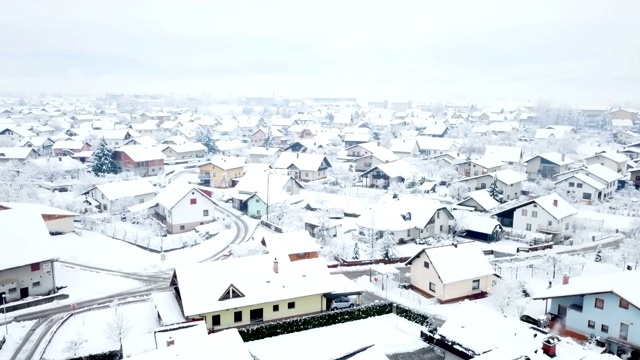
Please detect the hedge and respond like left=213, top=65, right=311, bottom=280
left=68, top=350, right=121, bottom=360
left=395, top=304, right=436, bottom=332
left=238, top=302, right=393, bottom=342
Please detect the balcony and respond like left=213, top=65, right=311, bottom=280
left=199, top=173, right=211, bottom=180
left=537, top=225, right=562, bottom=234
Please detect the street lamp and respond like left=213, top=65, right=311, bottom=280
left=2, top=294, right=7, bottom=335
left=266, top=170, right=275, bottom=222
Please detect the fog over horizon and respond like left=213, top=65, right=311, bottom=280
left=1, top=0, right=639, bottom=105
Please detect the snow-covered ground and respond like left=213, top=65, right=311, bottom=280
left=44, top=300, right=159, bottom=359
left=247, top=314, right=427, bottom=360
left=0, top=320, right=37, bottom=360
left=56, top=264, right=144, bottom=302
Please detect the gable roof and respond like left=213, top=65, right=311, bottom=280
left=406, top=241, right=495, bottom=284
left=584, top=163, right=624, bottom=183
left=457, top=190, right=500, bottom=211
left=557, top=173, right=606, bottom=190
left=115, top=145, right=166, bottom=162
left=360, top=159, right=417, bottom=179
left=584, top=151, right=629, bottom=163
left=272, top=152, right=331, bottom=172
left=524, top=152, right=574, bottom=166
left=0, top=209, right=56, bottom=271
left=0, top=126, right=36, bottom=138
left=153, top=182, right=217, bottom=210
left=163, top=142, right=207, bottom=154
left=204, top=155, right=246, bottom=170
left=415, top=137, right=460, bottom=151
left=93, top=179, right=158, bottom=201
left=532, top=193, right=577, bottom=220
left=483, top=145, right=522, bottom=164
left=389, top=138, right=418, bottom=153
left=0, top=147, right=37, bottom=160
left=355, top=197, right=451, bottom=232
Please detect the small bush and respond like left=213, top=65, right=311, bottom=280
left=238, top=302, right=393, bottom=342
left=395, top=304, right=435, bottom=331
left=68, top=350, right=121, bottom=360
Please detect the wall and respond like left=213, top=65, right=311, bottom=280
left=500, top=180, right=522, bottom=202
left=200, top=294, right=325, bottom=330
left=559, top=177, right=599, bottom=202
left=247, top=197, right=268, bottom=218
left=442, top=275, right=494, bottom=302
left=166, top=190, right=217, bottom=233
left=409, top=252, right=442, bottom=300
left=44, top=216, right=75, bottom=233
left=0, top=261, right=55, bottom=302
left=512, top=203, right=574, bottom=234
left=525, top=157, right=543, bottom=179
left=284, top=178, right=301, bottom=195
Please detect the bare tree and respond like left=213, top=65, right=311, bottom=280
left=490, top=278, right=524, bottom=314
left=64, top=333, right=88, bottom=358
left=105, top=311, right=132, bottom=351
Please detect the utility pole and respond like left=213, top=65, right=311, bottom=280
left=2, top=294, right=7, bottom=335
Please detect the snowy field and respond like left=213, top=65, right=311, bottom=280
left=56, top=264, right=145, bottom=302
left=0, top=320, right=37, bottom=360
left=44, top=300, right=159, bottom=359
left=247, top=314, right=427, bottom=360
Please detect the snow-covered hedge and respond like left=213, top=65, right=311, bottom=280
left=67, top=350, right=120, bottom=360
left=395, top=304, right=435, bottom=330
left=238, top=302, right=393, bottom=342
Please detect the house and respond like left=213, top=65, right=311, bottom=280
left=247, top=146, right=280, bottom=163
left=130, top=121, right=160, bottom=136
left=612, top=119, right=635, bottom=130
left=169, top=255, right=364, bottom=331
left=271, top=152, right=332, bottom=182
left=574, top=164, right=624, bottom=199
left=30, top=156, right=86, bottom=178
left=421, top=125, right=448, bottom=137
left=483, top=145, right=523, bottom=165
left=281, top=139, right=328, bottom=153
left=141, top=182, right=218, bottom=234
left=140, top=112, right=172, bottom=122
left=83, top=178, right=158, bottom=213
left=525, top=152, right=575, bottom=180
left=583, top=151, right=629, bottom=174
left=112, top=145, right=166, bottom=177
left=0, top=209, right=57, bottom=302
left=389, top=138, right=419, bottom=158
left=452, top=211, right=503, bottom=242
left=355, top=196, right=453, bottom=243
left=415, top=137, right=461, bottom=156
left=613, top=130, right=640, bottom=145
left=344, top=142, right=399, bottom=172
left=98, top=129, right=138, bottom=147
left=343, top=133, right=372, bottom=148
left=610, top=108, right=639, bottom=121
left=492, top=193, right=577, bottom=238
left=631, top=167, right=640, bottom=188
left=198, top=156, right=246, bottom=188
left=251, top=127, right=283, bottom=146
left=456, top=157, right=505, bottom=177
left=0, top=202, right=77, bottom=234
left=359, top=159, right=418, bottom=188
left=161, top=142, right=207, bottom=160
left=52, top=140, right=91, bottom=156
left=0, top=126, right=37, bottom=145
left=533, top=271, right=640, bottom=358
left=231, top=170, right=303, bottom=214
left=124, top=136, right=158, bottom=147
left=425, top=300, right=593, bottom=360
left=0, top=147, right=39, bottom=162
left=260, top=230, right=321, bottom=261
left=405, top=242, right=498, bottom=303
left=20, top=137, right=54, bottom=156
left=456, top=169, right=526, bottom=202
left=455, top=189, right=500, bottom=212
left=556, top=173, right=607, bottom=204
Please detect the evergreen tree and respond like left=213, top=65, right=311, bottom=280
left=352, top=242, right=360, bottom=260
left=91, top=138, right=120, bottom=176
left=379, top=231, right=397, bottom=260
left=196, top=128, right=219, bottom=154
left=262, top=127, right=277, bottom=148
left=489, top=174, right=501, bottom=200
left=595, top=245, right=603, bottom=262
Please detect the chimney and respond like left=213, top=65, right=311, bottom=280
left=553, top=199, right=558, bottom=207
left=561, top=153, right=565, bottom=161
left=296, top=152, right=299, bottom=158
left=273, top=258, right=279, bottom=273
left=562, top=273, right=570, bottom=285
left=377, top=141, right=381, bottom=147
left=166, top=337, right=175, bottom=347
left=541, top=336, right=558, bottom=357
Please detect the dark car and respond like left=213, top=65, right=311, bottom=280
left=519, top=314, right=543, bottom=328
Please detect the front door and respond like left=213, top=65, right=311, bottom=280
left=620, top=322, right=630, bottom=341
left=557, top=305, right=567, bottom=326
left=20, top=287, right=29, bottom=299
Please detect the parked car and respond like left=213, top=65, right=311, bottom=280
left=329, top=296, right=356, bottom=311
left=520, top=314, right=545, bottom=328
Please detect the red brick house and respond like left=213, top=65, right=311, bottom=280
left=112, top=145, right=166, bottom=177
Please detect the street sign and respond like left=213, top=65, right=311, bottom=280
left=71, top=303, right=77, bottom=311
left=373, top=276, right=379, bottom=283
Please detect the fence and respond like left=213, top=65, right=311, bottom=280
left=0, top=335, right=5, bottom=351
left=327, top=256, right=411, bottom=268
left=87, top=222, right=203, bottom=252
left=572, top=218, right=619, bottom=245
left=502, top=229, right=552, bottom=246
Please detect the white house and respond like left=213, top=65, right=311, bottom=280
left=355, top=196, right=453, bottom=243
left=161, top=142, right=208, bottom=160
left=456, top=169, right=526, bottom=202
left=271, top=152, right=332, bottom=182
left=20, top=137, right=54, bottom=156
left=555, top=173, right=606, bottom=204
left=583, top=151, right=629, bottom=174
left=415, top=137, right=461, bottom=156
left=580, top=164, right=623, bottom=199
left=0, top=126, right=37, bottom=145
left=248, top=147, right=280, bottom=163
left=389, top=138, right=419, bottom=158
left=83, top=178, right=158, bottom=213
left=405, top=241, right=498, bottom=303
left=493, top=193, right=577, bottom=238
left=483, top=145, right=523, bottom=165
left=455, top=189, right=500, bottom=212
left=344, top=142, right=399, bottom=172
left=456, top=157, right=505, bottom=177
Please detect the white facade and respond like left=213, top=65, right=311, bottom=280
left=513, top=202, right=575, bottom=234
left=556, top=176, right=604, bottom=204
left=459, top=175, right=522, bottom=201
left=90, top=188, right=157, bottom=213
left=158, top=189, right=218, bottom=234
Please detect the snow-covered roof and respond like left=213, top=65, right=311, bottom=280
left=494, top=168, right=527, bottom=185
left=30, top=156, right=86, bottom=171
left=422, top=125, right=448, bottom=136
left=415, top=136, right=460, bottom=151
left=98, top=129, right=136, bottom=140
left=452, top=211, right=501, bottom=235
left=483, top=145, right=522, bottom=164
left=1, top=125, right=36, bottom=137
left=389, top=138, right=418, bottom=153
left=470, top=157, right=505, bottom=169
left=343, top=133, right=371, bottom=142
left=248, top=146, right=280, bottom=156
left=533, top=193, right=577, bottom=220
left=525, top=152, right=574, bottom=166
left=407, top=241, right=495, bottom=284
left=128, top=135, right=158, bottom=147
left=20, top=136, right=52, bottom=147
left=356, top=196, right=450, bottom=232
left=163, top=135, right=189, bottom=145
left=584, top=151, right=629, bottom=163
left=533, top=270, right=640, bottom=309
left=361, top=159, right=417, bottom=179
left=0, top=209, right=57, bottom=271
left=205, top=155, right=246, bottom=170
left=272, top=152, right=331, bottom=172
left=115, top=145, right=166, bottom=162
left=163, top=142, right=207, bottom=154
left=153, top=182, right=216, bottom=210
left=457, top=190, right=500, bottom=211
left=558, top=173, right=606, bottom=190
left=0, top=147, right=37, bottom=160
left=347, top=142, right=398, bottom=162
left=51, top=140, right=85, bottom=150
left=584, top=164, right=624, bottom=183
left=151, top=291, right=187, bottom=326
left=0, top=202, right=77, bottom=216
left=262, top=230, right=321, bottom=256
left=94, top=178, right=158, bottom=201
left=611, top=118, right=634, bottom=127
left=174, top=255, right=343, bottom=316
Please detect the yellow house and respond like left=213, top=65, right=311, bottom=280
left=171, top=255, right=364, bottom=331
left=198, top=156, right=246, bottom=188
left=405, top=241, right=499, bottom=304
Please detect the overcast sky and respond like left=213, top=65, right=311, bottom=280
left=1, top=1, right=639, bottom=104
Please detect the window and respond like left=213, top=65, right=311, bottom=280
left=32, top=281, right=40, bottom=287
left=547, top=220, right=553, bottom=226
left=576, top=183, right=583, bottom=188
left=287, top=301, right=295, bottom=309
left=472, top=279, right=480, bottom=290
left=531, top=211, right=538, bottom=218
left=139, top=198, right=144, bottom=204
left=595, top=298, right=604, bottom=309
left=8, top=288, right=16, bottom=294
left=407, top=229, right=411, bottom=236
left=203, top=210, right=209, bottom=216
left=436, top=211, right=440, bottom=219
left=526, top=223, right=532, bottom=231
left=31, top=263, right=41, bottom=272
left=429, top=282, right=436, bottom=292
left=180, top=225, right=185, bottom=230
left=619, top=298, right=630, bottom=309
left=212, top=314, right=221, bottom=326
left=423, top=261, right=430, bottom=269
left=190, top=198, right=197, bottom=205
left=568, top=182, right=575, bottom=187
left=439, top=225, right=443, bottom=231
left=522, top=209, right=528, bottom=216
left=255, top=198, right=260, bottom=203
left=234, top=311, right=242, bottom=323
left=620, top=322, right=629, bottom=341
left=565, top=222, right=570, bottom=230
left=588, top=320, right=595, bottom=329
left=480, top=183, right=486, bottom=189
left=601, top=324, right=609, bottom=333
left=273, top=304, right=279, bottom=312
